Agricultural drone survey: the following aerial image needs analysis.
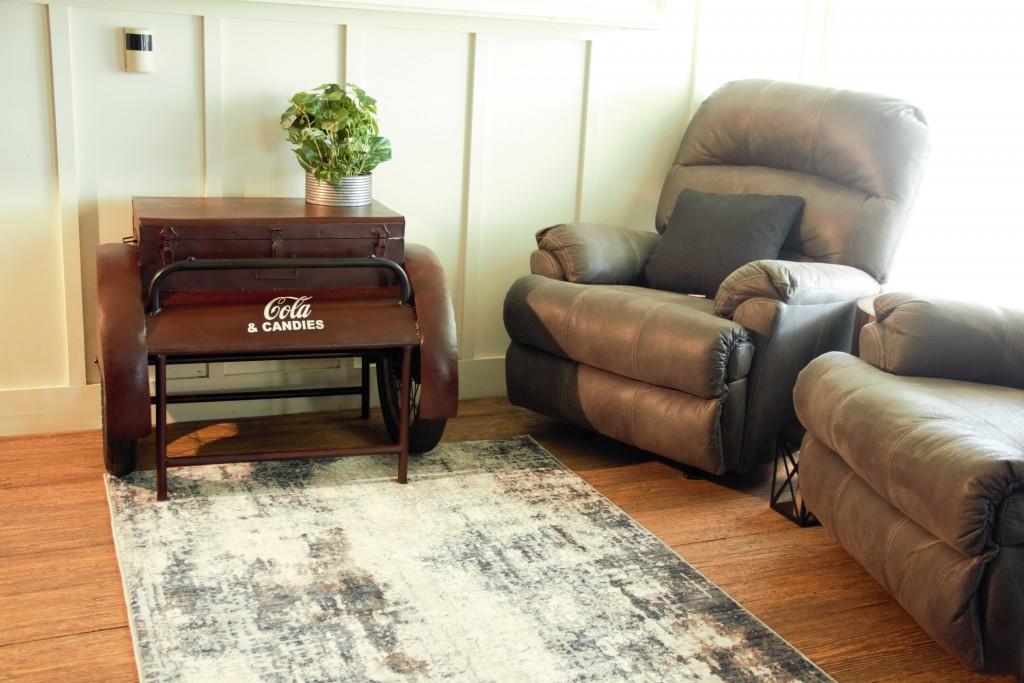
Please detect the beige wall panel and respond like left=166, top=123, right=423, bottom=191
left=221, top=18, right=342, bottom=197
left=361, top=27, right=470, bottom=323
left=70, top=8, right=204, bottom=383
left=0, top=3, right=66, bottom=390
left=579, top=30, right=693, bottom=231
left=473, top=35, right=586, bottom=358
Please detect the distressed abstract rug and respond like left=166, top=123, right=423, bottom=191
left=106, top=436, right=829, bottom=682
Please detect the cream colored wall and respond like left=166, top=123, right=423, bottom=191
left=0, top=0, right=695, bottom=434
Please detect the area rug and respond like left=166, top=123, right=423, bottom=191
left=106, top=436, right=829, bottom=682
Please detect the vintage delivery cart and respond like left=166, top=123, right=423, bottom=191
left=96, top=197, right=458, bottom=500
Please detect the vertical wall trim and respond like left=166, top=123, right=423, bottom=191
left=457, top=32, right=489, bottom=361
left=47, top=4, right=87, bottom=387
left=812, top=0, right=838, bottom=85
left=201, top=14, right=225, bottom=196
left=798, top=0, right=828, bottom=84
left=683, top=0, right=703, bottom=121
left=574, top=39, right=594, bottom=222
left=343, top=24, right=365, bottom=83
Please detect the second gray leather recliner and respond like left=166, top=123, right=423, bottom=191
left=503, top=79, right=931, bottom=474
left=795, top=293, right=1024, bottom=676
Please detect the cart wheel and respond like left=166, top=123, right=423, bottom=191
left=100, top=385, right=136, bottom=477
left=375, top=355, right=446, bottom=454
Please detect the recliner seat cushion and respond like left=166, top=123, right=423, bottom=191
left=795, top=352, right=1024, bottom=556
left=504, top=275, right=753, bottom=399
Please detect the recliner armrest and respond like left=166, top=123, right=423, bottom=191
left=860, top=292, right=1024, bottom=389
left=533, top=223, right=659, bottom=284
left=714, top=259, right=879, bottom=318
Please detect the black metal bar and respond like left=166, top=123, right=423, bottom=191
left=155, top=351, right=369, bottom=365
left=360, top=356, right=371, bottom=419
left=167, top=444, right=401, bottom=467
left=769, top=434, right=819, bottom=527
left=155, top=355, right=168, bottom=502
left=397, top=345, right=411, bottom=484
left=151, top=385, right=364, bottom=405
left=147, top=256, right=411, bottom=314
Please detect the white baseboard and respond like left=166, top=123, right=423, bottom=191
left=0, top=383, right=102, bottom=436
left=0, top=356, right=508, bottom=437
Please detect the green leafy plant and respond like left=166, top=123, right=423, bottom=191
left=280, top=83, right=392, bottom=182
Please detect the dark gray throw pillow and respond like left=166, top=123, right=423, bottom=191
left=644, top=189, right=805, bottom=297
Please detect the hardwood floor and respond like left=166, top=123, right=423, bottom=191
left=0, top=397, right=1009, bottom=682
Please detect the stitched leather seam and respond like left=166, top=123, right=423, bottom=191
left=809, top=89, right=837, bottom=176
left=883, top=517, right=909, bottom=579
left=627, top=234, right=642, bottom=280
left=745, top=81, right=770, bottom=164
left=826, top=389, right=861, bottom=452
left=883, top=423, right=922, bottom=505
left=545, top=251, right=566, bottom=281
left=631, top=303, right=665, bottom=381
left=865, top=323, right=883, bottom=367
left=833, top=470, right=856, bottom=519
left=543, top=231, right=577, bottom=283
left=627, top=384, right=651, bottom=445
left=561, top=287, right=588, bottom=352
left=534, top=250, right=563, bottom=280
left=885, top=312, right=898, bottom=370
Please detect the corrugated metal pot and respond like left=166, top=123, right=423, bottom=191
left=305, top=173, right=372, bottom=207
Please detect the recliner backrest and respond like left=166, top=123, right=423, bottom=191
left=657, top=79, right=930, bottom=283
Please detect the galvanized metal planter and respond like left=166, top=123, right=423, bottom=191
left=305, top=173, right=372, bottom=207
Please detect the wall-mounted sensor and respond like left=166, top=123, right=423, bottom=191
left=124, top=28, right=154, bottom=73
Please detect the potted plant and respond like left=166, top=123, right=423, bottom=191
left=280, top=83, right=392, bottom=206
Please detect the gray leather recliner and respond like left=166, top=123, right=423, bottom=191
left=503, top=79, right=931, bottom=474
left=795, top=293, right=1024, bottom=677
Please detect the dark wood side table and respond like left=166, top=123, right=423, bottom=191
left=769, top=423, right=819, bottom=527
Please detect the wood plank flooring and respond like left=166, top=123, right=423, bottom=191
left=0, top=398, right=1010, bottom=682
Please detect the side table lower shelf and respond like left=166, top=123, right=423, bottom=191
left=151, top=347, right=413, bottom=502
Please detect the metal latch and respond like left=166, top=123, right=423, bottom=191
left=270, top=226, right=284, bottom=257
left=257, top=226, right=296, bottom=279
left=159, top=225, right=179, bottom=265
left=372, top=224, right=391, bottom=257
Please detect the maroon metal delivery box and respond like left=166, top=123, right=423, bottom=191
left=132, top=197, right=406, bottom=300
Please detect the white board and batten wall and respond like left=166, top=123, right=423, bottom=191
left=0, top=0, right=696, bottom=435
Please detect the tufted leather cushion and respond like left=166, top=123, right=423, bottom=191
left=504, top=275, right=753, bottom=399
left=657, top=79, right=930, bottom=283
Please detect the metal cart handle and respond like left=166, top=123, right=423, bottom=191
left=147, top=256, right=412, bottom=315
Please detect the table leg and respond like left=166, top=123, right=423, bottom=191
left=397, top=347, right=411, bottom=484
left=360, top=355, right=370, bottom=419
left=769, top=434, right=818, bottom=527
left=155, top=354, right=168, bottom=502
